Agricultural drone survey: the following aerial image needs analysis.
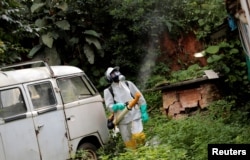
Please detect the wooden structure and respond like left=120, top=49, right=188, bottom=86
left=153, top=70, right=221, bottom=119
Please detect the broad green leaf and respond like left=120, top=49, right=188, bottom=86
left=207, top=54, right=223, bottom=63
left=187, top=64, right=201, bottom=70
left=213, top=54, right=223, bottom=61
left=55, top=2, right=68, bottom=11
left=223, top=65, right=230, bottom=73
left=42, top=33, right=53, bottom=48
left=44, top=47, right=60, bottom=65
left=28, top=44, right=42, bottom=58
left=85, top=36, right=102, bottom=50
left=240, top=62, right=246, bottom=67
left=55, top=20, right=70, bottom=30
left=51, top=31, right=59, bottom=40
left=219, top=41, right=230, bottom=48
left=229, top=48, right=239, bottom=54
left=31, top=3, right=45, bottom=13
left=206, top=45, right=220, bottom=54
left=31, top=47, right=60, bottom=65
left=84, top=44, right=95, bottom=64
left=243, top=75, right=248, bottom=80
left=84, top=30, right=100, bottom=38
left=204, top=25, right=210, bottom=31
left=69, top=37, right=79, bottom=46
left=198, top=19, right=205, bottom=26
left=35, top=18, right=47, bottom=27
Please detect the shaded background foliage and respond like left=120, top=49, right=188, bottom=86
left=0, top=0, right=249, bottom=101
left=0, top=0, right=32, bottom=64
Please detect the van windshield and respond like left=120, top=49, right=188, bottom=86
left=57, top=76, right=95, bottom=103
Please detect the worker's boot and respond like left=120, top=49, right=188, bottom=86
left=124, top=139, right=136, bottom=150
left=132, top=132, right=146, bottom=147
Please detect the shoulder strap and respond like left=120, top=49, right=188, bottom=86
left=125, top=81, right=129, bottom=86
left=108, top=81, right=134, bottom=103
left=126, top=81, right=134, bottom=98
left=108, top=86, right=116, bottom=103
left=108, top=86, right=114, bottom=98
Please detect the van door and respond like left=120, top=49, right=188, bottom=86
left=0, top=86, right=40, bottom=160
left=57, top=75, right=109, bottom=142
left=25, top=81, right=70, bottom=160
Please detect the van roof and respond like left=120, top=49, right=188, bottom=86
left=0, top=66, right=83, bottom=87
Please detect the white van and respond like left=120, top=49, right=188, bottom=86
left=0, top=60, right=109, bottom=160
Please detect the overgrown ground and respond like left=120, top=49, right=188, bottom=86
left=98, top=97, right=250, bottom=160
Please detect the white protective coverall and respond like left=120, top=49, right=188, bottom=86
left=104, top=80, right=147, bottom=149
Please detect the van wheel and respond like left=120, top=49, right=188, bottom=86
left=77, top=143, right=98, bottom=160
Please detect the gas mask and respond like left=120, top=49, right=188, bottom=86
left=110, top=70, right=125, bottom=82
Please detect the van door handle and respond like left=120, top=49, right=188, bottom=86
left=67, top=115, right=75, bottom=121
left=36, top=125, right=44, bottom=135
left=38, top=125, right=44, bottom=130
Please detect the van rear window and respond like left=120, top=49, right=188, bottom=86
left=0, top=88, right=27, bottom=118
left=57, top=76, right=94, bottom=103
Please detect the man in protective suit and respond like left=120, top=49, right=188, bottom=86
left=104, top=66, right=149, bottom=149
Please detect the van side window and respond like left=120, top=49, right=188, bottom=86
left=57, top=76, right=94, bottom=103
left=0, top=88, right=27, bottom=118
left=28, top=82, right=56, bottom=109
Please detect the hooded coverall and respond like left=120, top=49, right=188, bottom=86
left=104, top=80, right=147, bottom=149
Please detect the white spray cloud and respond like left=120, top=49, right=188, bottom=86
left=138, top=46, right=158, bottom=90
left=137, top=9, right=162, bottom=90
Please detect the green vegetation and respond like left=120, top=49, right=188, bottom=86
left=98, top=96, right=250, bottom=160
left=1, top=0, right=228, bottom=87
left=0, top=0, right=30, bottom=64
left=205, top=40, right=250, bottom=99
left=1, top=1, right=250, bottom=159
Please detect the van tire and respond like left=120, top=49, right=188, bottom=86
left=77, top=143, right=98, bottom=160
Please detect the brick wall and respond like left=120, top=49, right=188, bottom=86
left=162, top=83, right=220, bottom=119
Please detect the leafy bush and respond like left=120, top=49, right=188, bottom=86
left=143, top=91, right=162, bottom=114
left=205, top=40, right=250, bottom=103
